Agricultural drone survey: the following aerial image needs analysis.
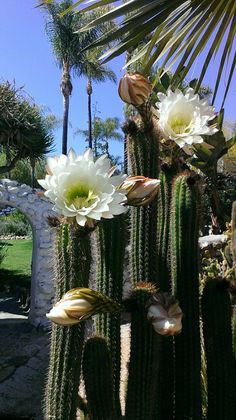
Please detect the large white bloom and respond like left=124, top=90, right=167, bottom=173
left=156, top=88, right=218, bottom=148
left=38, top=149, right=127, bottom=227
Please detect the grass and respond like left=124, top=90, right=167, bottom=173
left=0, top=239, right=33, bottom=289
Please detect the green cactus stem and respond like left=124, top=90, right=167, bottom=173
left=155, top=164, right=178, bottom=420
left=82, top=336, right=116, bottom=420
left=170, top=172, right=202, bottom=419
left=44, top=223, right=91, bottom=420
left=95, top=216, right=127, bottom=418
left=202, top=278, right=236, bottom=420
left=123, top=117, right=160, bottom=284
left=125, top=283, right=162, bottom=420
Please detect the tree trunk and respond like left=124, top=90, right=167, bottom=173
left=87, top=79, right=93, bottom=150
left=62, top=94, right=70, bottom=155
left=60, top=66, right=73, bottom=155
left=105, top=136, right=109, bottom=156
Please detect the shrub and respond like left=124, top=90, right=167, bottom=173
left=0, top=209, right=31, bottom=237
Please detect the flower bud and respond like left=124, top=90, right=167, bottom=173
left=46, top=287, right=122, bottom=326
left=147, top=292, right=183, bottom=336
left=118, top=72, right=152, bottom=106
left=119, top=176, right=160, bottom=207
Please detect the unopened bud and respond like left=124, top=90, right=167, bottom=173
left=120, top=176, right=160, bottom=206
left=118, top=72, right=152, bottom=106
left=147, top=292, right=183, bottom=336
left=46, top=287, right=122, bottom=326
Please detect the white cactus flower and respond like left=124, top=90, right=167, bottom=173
left=147, top=292, right=183, bottom=336
left=156, top=88, right=218, bottom=148
left=38, top=149, right=127, bottom=227
left=46, top=298, right=93, bottom=326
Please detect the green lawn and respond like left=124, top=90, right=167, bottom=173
left=0, top=239, right=33, bottom=288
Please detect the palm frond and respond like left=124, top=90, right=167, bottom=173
left=70, top=0, right=236, bottom=104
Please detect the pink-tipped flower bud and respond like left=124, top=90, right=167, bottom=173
left=147, top=292, right=183, bottom=336
left=118, top=72, right=152, bottom=106
left=119, top=176, right=160, bottom=207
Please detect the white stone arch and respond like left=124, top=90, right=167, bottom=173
left=0, top=179, right=55, bottom=328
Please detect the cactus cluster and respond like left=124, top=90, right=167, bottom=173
left=44, top=75, right=236, bottom=420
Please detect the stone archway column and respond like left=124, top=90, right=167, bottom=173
left=0, top=179, right=56, bottom=328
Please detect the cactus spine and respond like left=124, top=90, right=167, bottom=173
left=44, top=223, right=91, bottom=420
left=170, top=173, right=202, bottom=419
left=202, top=279, right=236, bottom=420
left=83, top=336, right=115, bottom=420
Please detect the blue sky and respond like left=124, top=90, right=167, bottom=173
left=1, top=0, right=236, bottom=158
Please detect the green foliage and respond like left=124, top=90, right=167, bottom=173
left=75, top=116, right=123, bottom=159
left=188, top=111, right=236, bottom=177
left=0, top=82, right=54, bottom=174
left=77, top=0, right=236, bottom=103
left=0, top=153, right=46, bottom=187
left=0, top=209, right=31, bottom=237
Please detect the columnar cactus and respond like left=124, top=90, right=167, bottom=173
left=124, top=116, right=159, bottom=284
left=82, top=336, right=115, bottom=420
left=42, top=73, right=236, bottom=420
left=170, top=173, right=202, bottom=419
left=44, top=223, right=91, bottom=420
left=95, top=217, right=127, bottom=417
left=202, top=278, right=236, bottom=420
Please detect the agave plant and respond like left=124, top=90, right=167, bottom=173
left=57, top=0, right=236, bottom=105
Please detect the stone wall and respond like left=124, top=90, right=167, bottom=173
left=0, top=179, right=55, bottom=328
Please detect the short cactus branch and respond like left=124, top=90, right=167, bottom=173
left=83, top=336, right=116, bottom=420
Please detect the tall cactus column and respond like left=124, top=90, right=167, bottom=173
left=44, top=223, right=91, bottom=420
left=124, top=115, right=160, bottom=282
left=155, top=164, right=177, bottom=420
left=95, top=216, right=127, bottom=418
left=202, top=279, right=236, bottom=420
left=170, top=172, right=202, bottom=419
left=121, top=73, right=161, bottom=419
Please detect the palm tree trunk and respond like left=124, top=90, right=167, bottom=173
left=61, top=66, right=73, bottom=155
left=87, top=78, right=93, bottom=149
left=104, top=136, right=109, bottom=156
left=62, top=93, right=70, bottom=155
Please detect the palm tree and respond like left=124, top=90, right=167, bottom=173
left=42, top=0, right=116, bottom=154
left=74, top=0, right=236, bottom=106
left=75, top=116, right=123, bottom=158
left=78, top=52, right=116, bottom=149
